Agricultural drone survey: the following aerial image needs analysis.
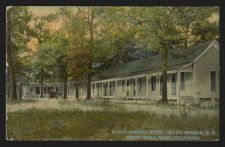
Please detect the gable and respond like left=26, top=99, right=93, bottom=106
left=195, top=44, right=219, bottom=69
left=194, top=41, right=219, bottom=63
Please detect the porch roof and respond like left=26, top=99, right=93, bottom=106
left=95, top=40, right=215, bottom=81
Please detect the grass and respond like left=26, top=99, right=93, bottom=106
left=6, top=99, right=38, bottom=104
left=7, top=108, right=219, bottom=141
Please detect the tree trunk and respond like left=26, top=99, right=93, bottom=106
left=184, top=26, right=189, bottom=47
left=19, top=83, right=22, bottom=100
left=161, top=47, right=168, bottom=103
left=86, top=13, right=94, bottom=100
left=7, top=57, right=17, bottom=100
left=40, top=79, right=44, bottom=98
left=40, top=84, right=44, bottom=98
left=40, top=68, right=44, bottom=98
left=7, top=9, right=17, bottom=101
left=75, top=83, right=79, bottom=100
left=9, top=70, right=17, bottom=100
left=86, top=73, right=91, bottom=100
left=162, top=70, right=168, bottom=103
left=63, top=79, right=67, bottom=99
left=6, top=68, right=10, bottom=99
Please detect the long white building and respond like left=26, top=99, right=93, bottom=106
left=24, top=40, right=220, bottom=105
left=68, top=40, right=220, bottom=105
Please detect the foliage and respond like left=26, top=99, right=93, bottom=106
left=7, top=6, right=33, bottom=75
left=7, top=6, right=219, bottom=100
left=28, top=6, right=219, bottom=77
left=7, top=6, right=33, bottom=100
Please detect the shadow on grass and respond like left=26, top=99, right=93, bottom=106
left=7, top=99, right=38, bottom=104
left=6, top=107, right=219, bottom=141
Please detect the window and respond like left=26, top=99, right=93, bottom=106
left=133, top=79, right=136, bottom=96
left=151, top=76, right=156, bottom=91
left=30, top=87, right=33, bottom=93
left=181, top=72, right=185, bottom=90
left=112, top=82, right=115, bottom=96
left=160, top=76, right=163, bottom=95
left=97, top=84, right=99, bottom=96
left=139, top=78, right=142, bottom=91
left=84, top=83, right=87, bottom=91
left=81, top=83, right=83, bottom=91
left=36, top=87, right=40, bottom=94
left=172, top=73, right=176, bottom=95
left=210, top=71, right=216, bottom=91
left=44, top=87, right=46, bottom=94
left=104, top=83, right=107, bottom=96
left=47, top=87, right=51, bottom=93
left=122, top=80, right=124, bottom=92
left=92, top=84, right=95, bottom=95
left=109, top=82, right=112, bottom=96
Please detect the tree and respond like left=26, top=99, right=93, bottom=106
left=52, top=7, right=89, bottom=100
left=31, top=45, right=53, bottom=98
left=32, top=30, right=70, bottom=99
left=29, top=15, right=53, bottom=98
left=96, top=7, right=139, bottom=66
left=74, top=7, right=98, bottom=100
left=127, top=7, right=218, bottom=103
left=129, top=7, right=180, bottom=103
left=29, top=10, right=64, bottom=98
left=174, top=7, right=218, bottom=47
left=73, top=7, right=138, bottom=99
left=60, top=7, right=119, bottom=100
left=51, top=32, right=70, bottom=99
left=6, top=6, right=32, bottom=100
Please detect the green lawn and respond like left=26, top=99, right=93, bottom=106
left=7, top=108, right=219, bottom=141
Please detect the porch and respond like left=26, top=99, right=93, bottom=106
left=23, top=83, right=63, bottom=98
left=91, top=69, right=194, bottom=103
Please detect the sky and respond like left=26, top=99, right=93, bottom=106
left=28, top=6, right=219, bottom=22
left=28, top=6, right=61, bottom=16
left=26, top=7, right=63, bottom=53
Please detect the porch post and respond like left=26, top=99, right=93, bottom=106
left=101, top=82, right=103, bottom=97
left=107, top=81, right=109, bottom=96
left=115, top=80, right=117, bottom=98
left=67, top=84, right=69, bottom=98
left=95, top=83, right=97, bottom=97
left=135, top=78, right=138, bottom=97
left=193, top=64, right=196, bottom=98
left=80, top=82, right=82, bottom=96
left=93, top=83, right=95, bottom=97
left=43, top=86, right=45, bottom=95
left=177, top=71, right=180, bottom=104
left=73, top=84, right=75, bottom=97
left=91, top=83, right=93, bottom=97
left=39, top=86, right=41, bottom=97
left=93, top=83, right=94, bottom=97
left=125, top=79, right=127, bottom=97
left=146, top=76, right=149, bottom=98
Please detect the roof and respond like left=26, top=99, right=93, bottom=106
left=95, top=40, right=217, bottom=81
